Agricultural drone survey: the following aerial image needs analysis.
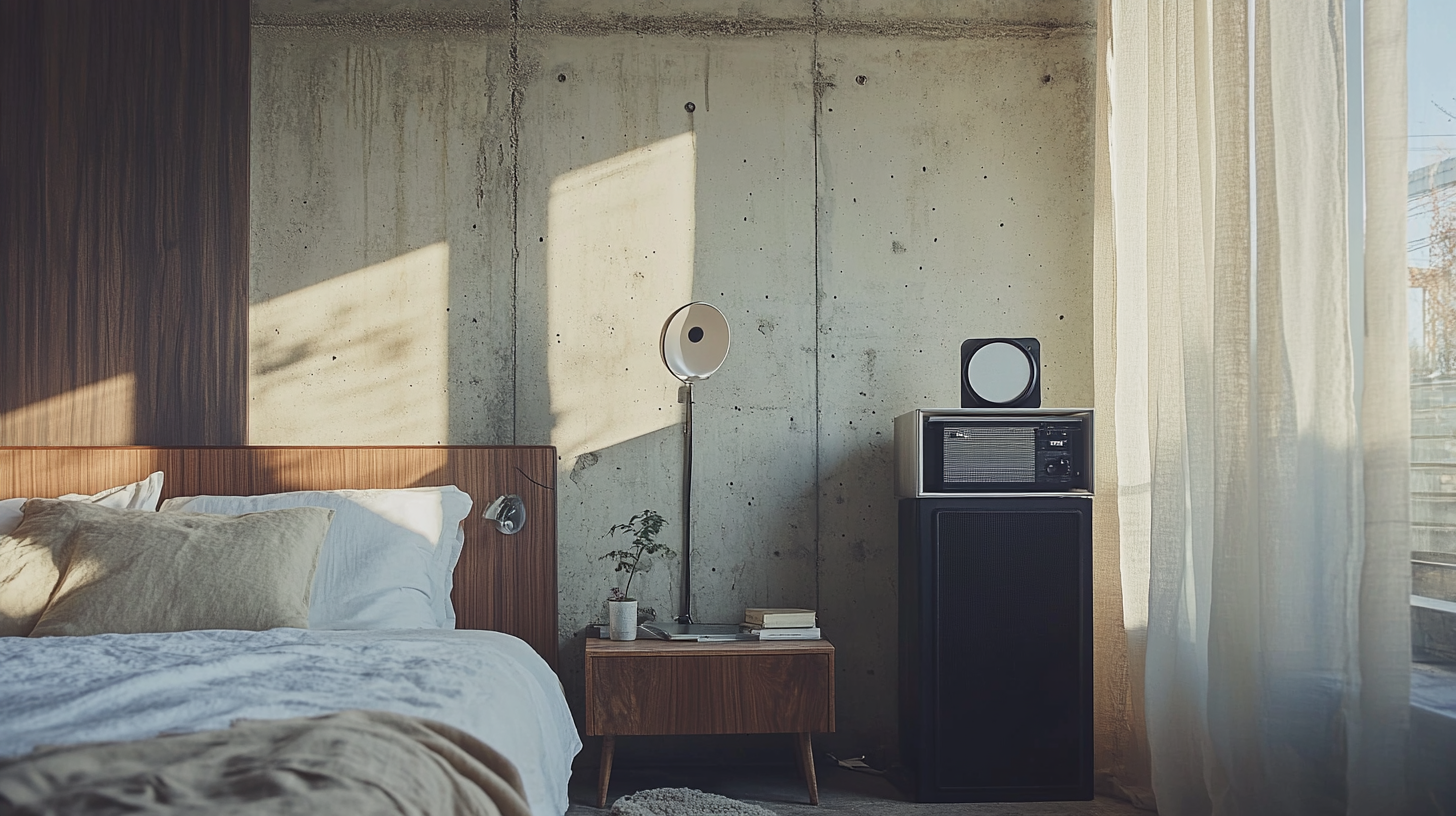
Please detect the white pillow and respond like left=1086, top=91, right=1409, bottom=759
left=160, top=486, right=472, bottom=631
left=0, top=472, right=165, bottom=536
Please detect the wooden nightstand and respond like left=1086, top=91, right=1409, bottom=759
left=585, top=638, right=836, bottom=807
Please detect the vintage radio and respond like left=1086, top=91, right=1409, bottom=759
left=894, top=409, right=1093, bottom=497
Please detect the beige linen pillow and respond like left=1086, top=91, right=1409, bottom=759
left=0, top=499, right=333, bottom=638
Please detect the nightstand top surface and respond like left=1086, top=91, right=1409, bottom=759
left=586, top=637, right=834, bottom=656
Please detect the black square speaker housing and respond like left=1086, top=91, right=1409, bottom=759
left=961, top=338, right=1041, bottom=408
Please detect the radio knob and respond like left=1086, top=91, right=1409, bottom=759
left=1046, top=457, right=1071, bottom=476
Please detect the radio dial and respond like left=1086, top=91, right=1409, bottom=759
left=1045, top=456, right=1071, bottom=476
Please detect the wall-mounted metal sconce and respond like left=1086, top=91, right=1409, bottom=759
left=482, top=494, right=525, bottom=535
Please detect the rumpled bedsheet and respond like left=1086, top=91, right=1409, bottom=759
left=0, top=628, right=580, bottom=816
left=0, top=709, right=534, bottom=816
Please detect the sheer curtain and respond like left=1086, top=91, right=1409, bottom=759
left=1092, top=1, right=1410, bottom=814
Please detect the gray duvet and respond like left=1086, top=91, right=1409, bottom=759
left=0, top=709, right=534, bottom=816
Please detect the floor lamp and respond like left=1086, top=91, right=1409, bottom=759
left=659, top=302, right=731, bottom=632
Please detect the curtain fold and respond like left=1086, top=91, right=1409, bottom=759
left=1354, top=1, right=1410, bottom=811
left=1093, top=1, right=1410, bottom=813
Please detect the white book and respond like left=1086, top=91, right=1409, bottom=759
left=751, top=626, right=821, bottom=640
left=743, top=607, right=817, bottom=628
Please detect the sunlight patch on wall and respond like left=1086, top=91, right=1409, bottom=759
left=250, top=243, right=450, bottom=444
left=547, top=132, right=697, bottom=460
left=0, top=373, right=136, bottom=446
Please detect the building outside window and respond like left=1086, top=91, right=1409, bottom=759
left=1406, top=0, right=1456, bottom=679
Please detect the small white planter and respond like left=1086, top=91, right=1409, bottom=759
left=607, top=600, right=638, bottom=641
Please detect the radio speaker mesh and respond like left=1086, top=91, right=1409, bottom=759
left=942, top=427, right=1034, bottom=482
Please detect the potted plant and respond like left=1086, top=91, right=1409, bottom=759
left=600, top=509, right=674, bottom=641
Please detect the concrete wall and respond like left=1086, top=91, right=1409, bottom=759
left=250, top=0, right=1095, bottom=762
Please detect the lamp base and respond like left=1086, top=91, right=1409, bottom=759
left=641, top=622, right=747, bottom=641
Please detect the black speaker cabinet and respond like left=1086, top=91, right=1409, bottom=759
left=898, top=496, right=1093, bottom=802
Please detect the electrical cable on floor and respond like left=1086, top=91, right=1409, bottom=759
left=826, top=753, right=886, bottom=776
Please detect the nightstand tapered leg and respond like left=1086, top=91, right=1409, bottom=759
left=795, top=732, right=819, bottom=805
left=597, top=735, right=615, bottom=808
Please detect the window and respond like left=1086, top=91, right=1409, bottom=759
left=1406, top=0, right=1456, bottom=685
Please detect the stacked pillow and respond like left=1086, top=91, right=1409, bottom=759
left=0, top=472, right=165, bottom=536
left=0, top=475, right=474, bottom=637
left=1, top=473, right=171, bottom=636
left=3, top=500, right=333, bottom=638
left=161, top=487, right=473, bottom=631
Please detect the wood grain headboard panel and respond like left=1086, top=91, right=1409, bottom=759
left=0, top=446, right=558, bottom=669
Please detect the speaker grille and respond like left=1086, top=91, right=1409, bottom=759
left=932, top=508, right=1084, bottom=790
left=942, top=427, right=1035, bottom=483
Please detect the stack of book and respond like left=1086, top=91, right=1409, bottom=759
left=741, top=607, right=820, bottom=640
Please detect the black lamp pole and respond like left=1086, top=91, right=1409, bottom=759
left=675, top=380, right=695, bottom=625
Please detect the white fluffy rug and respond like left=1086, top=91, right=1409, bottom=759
left=608, top=787, right=778, bottom=816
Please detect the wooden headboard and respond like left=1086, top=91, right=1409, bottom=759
left=0, top=446, right=558, bottom=669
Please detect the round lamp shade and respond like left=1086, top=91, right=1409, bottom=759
left=661, top=302, right=730, bottom=381
left=965, top=340, right=1036, bottom=405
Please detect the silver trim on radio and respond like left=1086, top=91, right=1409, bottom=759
left=893, top=408, right=1094, bottom=498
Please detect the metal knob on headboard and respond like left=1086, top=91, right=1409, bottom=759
left=482, top=494, right=525, bottom=535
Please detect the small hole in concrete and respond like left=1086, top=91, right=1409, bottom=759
left=684, top=101, right=696, bottom=112
left=558, top=74, right=566, bottom=82
left=1042, top=74, right=1052, bottom=83
left=855, top=75, right=867, bottom=85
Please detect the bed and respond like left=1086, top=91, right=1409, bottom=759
left=0, top=446, right=580, bottom=816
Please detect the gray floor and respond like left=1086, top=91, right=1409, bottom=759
left=566, top=662, right=1456, bottom=815
left=567, top=764, right=1146, bottom=816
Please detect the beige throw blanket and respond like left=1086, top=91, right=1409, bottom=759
left=0, top=709, right=534, bottom=816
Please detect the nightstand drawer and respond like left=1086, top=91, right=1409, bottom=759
left=588, top=652, right=832, bottom=735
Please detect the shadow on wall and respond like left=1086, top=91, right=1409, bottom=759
left=556, top=424, right=685, bottom=736
left=248, top=128, right=699, bottom=454
left=0, top=0, right=249, bottom=447
left=0, top=374, right=137, bottom=446
left=249, top=243, right=452, bottom=445
left=247, top=28, right=516, bottom=448
left=813, top=433, right=900, bottom=758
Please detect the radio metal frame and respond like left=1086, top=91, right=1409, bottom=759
left=893, top=408, right=1095, bottom=499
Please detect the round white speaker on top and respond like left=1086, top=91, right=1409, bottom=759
left=967, top=342, right=1033, bottom=403
left=960, top=337, right=1041, bottom=408
left=661, top=302, right=730, bottom=382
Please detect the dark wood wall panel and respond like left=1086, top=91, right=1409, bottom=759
left=0, top=0, right=249, bottom=445
left=0, top=446, right=559, bottom=668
